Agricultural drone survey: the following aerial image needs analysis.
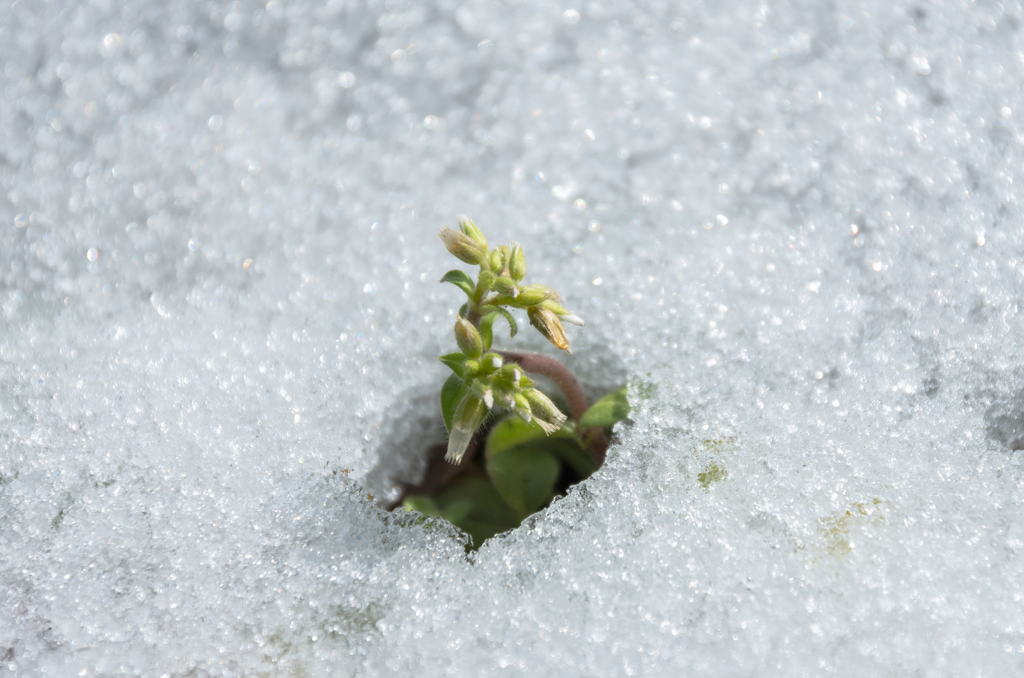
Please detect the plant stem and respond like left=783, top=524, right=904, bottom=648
left=495, top=350, right=607, bottom=467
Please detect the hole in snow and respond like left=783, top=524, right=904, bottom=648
left=984, top=389, right=1024, bottom=452
left=365, top=339, right=628, bottom=549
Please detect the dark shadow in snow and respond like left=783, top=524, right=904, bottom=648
left=985, top=389, right=1024, bottom=451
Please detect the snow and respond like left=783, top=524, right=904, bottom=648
left=3, top=0, right=1024, bottom=675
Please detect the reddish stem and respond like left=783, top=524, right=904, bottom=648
left=496, top=350, right=607, bottom=467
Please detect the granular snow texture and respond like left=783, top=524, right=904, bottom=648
left=2, top=0, right=1024, bottom=675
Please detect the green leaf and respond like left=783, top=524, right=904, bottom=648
left=404, top=495, right=441, bottom=516
left=432, top=475, right=521, bottom=548
left=440, top=269, right=476, bottom=298
left=579, top=386, right=631, bottom=429
left=478, top=314, right=494, bottom=351
left=438, top=352, right=468, bottom=380
left=487, top=416, right=597, bottom=479
left=479, top=305, right=518, bottom=339
left=486, top=445, right=560, bottom=516
left=479, top=306, right=520, bottom=350
left=485, top=415, right=566, bottom=458
left=439, top=499, right=474, bottom=525
left=441, top=375, right=470, bottom=432
left=540, top=437, right=598, bottom=479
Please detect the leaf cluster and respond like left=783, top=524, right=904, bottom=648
left=407, top=388, right=630, bottom=547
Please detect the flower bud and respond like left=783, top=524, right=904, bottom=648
left=515, top=284, right=553, bottom=306
left=523, top=388, right=567, bottom=434
left=494, top=386, right=515, bottom=409
left=439, top=227, right=487, bottom=265
left=445, top=395, right=488, bottom=463
left=482, top=352, right=503, bottom=371
left=488, top=248, right=505, bottom=273
left=560, top=312, right=585, bottom=326
left=528, top=305, right=571, bottom=352
left=509, top=240, right=526, bottom=281
left=456, top=214, right=488, bottom=249
left=454, top=317, right=483, bottom=358
left=493, top=276, right=519, bottom=298
left=537, top=298, right=567, bottom=314
left=538, top=299, right=584, bottom=326
left=497, top=364, right=521, bottom=384
left=471, top=380, right=495, bottom=408
left=513, top=392, right=532, bottom=422
left=492, top=364, right=520, bottom=395
left=476, top=269, right=495, bottom=295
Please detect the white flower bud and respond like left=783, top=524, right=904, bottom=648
left=445, top=395, right=488, bottom=463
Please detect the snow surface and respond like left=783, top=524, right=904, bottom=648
left=3, top=0, right=1024, bottom=675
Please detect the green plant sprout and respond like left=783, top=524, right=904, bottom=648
left=397, top=216, right=631, bottom=548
